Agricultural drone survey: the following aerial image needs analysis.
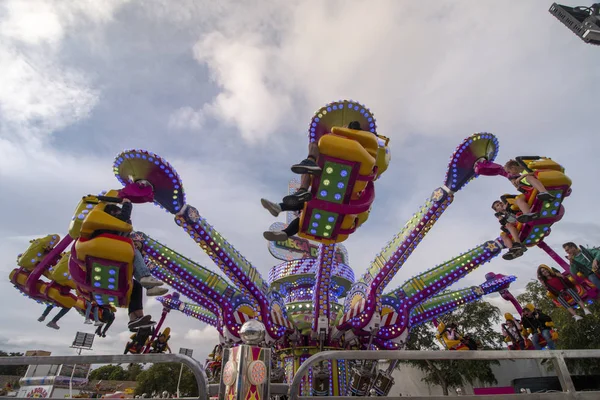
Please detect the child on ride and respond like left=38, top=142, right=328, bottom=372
left=501, top=314, right=526, bottom=350
left=503, top=159, right=556, bottom=222
left=94, top=305, right=116, bottom=337
left=132, top=239, right=167, bottom=296
left=261, top=121, right=373, bottom=241
left=537, top=264, right=590, bottom=321
left=150, top=332, right=172, bottom=353
left=491, top=199, right=527, bottom=260
left=520, top=304, right=556, bottom=350
left=84, top=300, right=103, bottom=326
left=38, top=304, right=70, bottom=330
left=99, top=199, right=155, bottom=330
left=286, top=121, right=365, bottom=206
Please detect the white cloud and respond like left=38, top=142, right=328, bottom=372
left=193, top=31, right=293, bottom=143
left=0, top=0, right=130, bottom=144
left=189, top=1, right=600, bottom=144
left=168, top=106, right=205, bottom=130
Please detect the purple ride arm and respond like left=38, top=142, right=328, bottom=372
left=407, top=273, right=515, bottom=327
left=157, top=296, right=219, bottom=328
left=377, top=238, right=503, bottom=341
left=407, top=287, right=484, bottom=328
left=175, top=205, right=284, bottom=340
left=311, top=243, right=337, bottom=333
left=150, top=264, right=221, bottom=316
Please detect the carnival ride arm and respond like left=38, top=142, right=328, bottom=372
left=340, top=133, right=499, bottom=334
left=174, top=204, right=282, bottom=340
left=157, top=296, right=220, bottom=328
left=311, top=243, right=337, bottom=333
left=376, top=238, right=503, bottom=340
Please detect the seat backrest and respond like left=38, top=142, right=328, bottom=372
left=79, top=203, right=133, bottom=239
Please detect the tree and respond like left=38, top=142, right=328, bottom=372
left=402, top=300, right=504, bottom=396
left=0, top=351, right=27, bottom=377
left=89, top=364, right=128, bottom=381
left=127, top=363, right=143, bottom=381
left=517, top=280, right=600, bottom=374
left=135, top=363, right=198, bottom=397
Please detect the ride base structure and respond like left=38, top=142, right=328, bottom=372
left=9, top=100, right=591, bottom=398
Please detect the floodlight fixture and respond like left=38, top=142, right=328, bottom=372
left=178, top=347, right=194, bottom=357
left=549, top=2, right=600, bottom=45
left=71, top=332, right=95, bottom=350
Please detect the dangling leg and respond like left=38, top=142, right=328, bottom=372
left=291, top=142, right=321, bottom=175
left=264, top=218, right=300, bottom=242
left=47, top=307, right=70, bottom=330
left=38, top=305, right=54, bottom=322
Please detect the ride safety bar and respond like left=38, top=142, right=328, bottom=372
left=289, top=349, right=600, bottom=400
left=0, top=353, right=208, bottom=399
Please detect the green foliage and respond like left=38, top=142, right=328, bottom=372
left=0, top=351, right=27, bottom=377
left=516, top=280, right=554, bottom=312
left=518, top=280, right=600, bottom=374
left=135, top=363, right=198, bottom=397
left=127, top=363, right=143, bottom=381
left=89, top=364, right=128, bottom=381
left=402, top=300, right=503, bottom=395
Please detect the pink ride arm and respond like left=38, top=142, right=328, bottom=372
left=25, top=236, right=73, bottom=296
left=142, top=306, right=169, bottom=354
left=499, top=289, right=523, bottom=315
left=175, top=204, right=284, bottom=340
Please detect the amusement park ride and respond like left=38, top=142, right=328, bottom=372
left=9, top=99, right=597, bottom=398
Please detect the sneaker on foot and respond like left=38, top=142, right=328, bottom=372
left=146, top=287, right=168, bottom=296
left=513, top=242, right=528, bottom=252
left=260, top=199, right=282, bottom=217
left=573, top=315, right=583, bottom=321
left=537, top=192, right=556, bottom=202
left=84, top=319, right=93, bottom=325
left=139, top=276, right=163, bottom=288
left=128, top=315, right=152, bottom=330
left=282, top=188, right=312, bottom=208
left=37, top=316, right=45, bottom=322
left=502, top=248, right=524, bottom=260
left=94, top=321, right=104, bottom=327
left=291, top=159, right=321, bottom=175
left=583, top=308, right=592, bottom=315
left=46, top=321, right=60, bottom=330
left=517, top=212, right=539, bottom=223
left=263, top=231, right=289, bottom=242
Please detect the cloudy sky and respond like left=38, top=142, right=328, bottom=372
left=1, top=0, right=599, bottom=363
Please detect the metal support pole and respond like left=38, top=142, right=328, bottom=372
left=69, top=348, right=82, bottom=399
left=176, top=363, right=184, bottom=398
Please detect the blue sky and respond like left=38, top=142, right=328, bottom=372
left=1, top=0, right=599, bottom=361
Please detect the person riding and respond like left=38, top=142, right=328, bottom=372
left=537, top=264, right=591, bottom=321
left=563, top=242, right=600, bottom=289
left=520, top=304, right=556, bottom=350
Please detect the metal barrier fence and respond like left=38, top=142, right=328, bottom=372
left=0, top=353, right=208, bottom=399
left=289, top=349, right=600, bottom=400
left=3, top=349, right=600, bottom=399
